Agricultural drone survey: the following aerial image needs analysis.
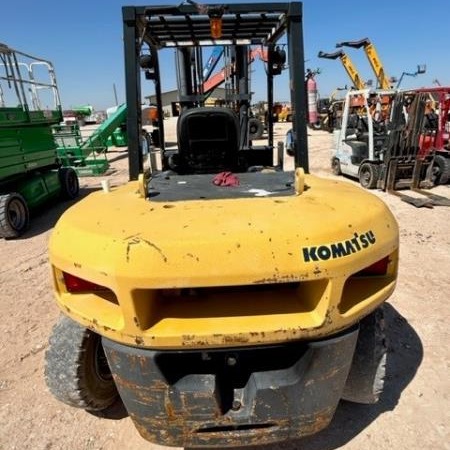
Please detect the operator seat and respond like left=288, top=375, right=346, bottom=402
left=175, top=107, right=240, bottom=174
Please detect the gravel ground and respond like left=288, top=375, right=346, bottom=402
left=0, top=121, right=449, bottom=450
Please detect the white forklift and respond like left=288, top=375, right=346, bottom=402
left=332, top=89, right=450, bottom=207
left=331, top=88, right=396, bottom=188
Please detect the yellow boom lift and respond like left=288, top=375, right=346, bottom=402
left=318, top=49, right=366, bottom=90
left=336, top=38, right=392, bottom=90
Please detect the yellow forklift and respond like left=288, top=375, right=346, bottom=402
left=45, top=2, right=399, bottom=447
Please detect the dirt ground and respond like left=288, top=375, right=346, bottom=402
left=0, top=121, right=449, bottom=450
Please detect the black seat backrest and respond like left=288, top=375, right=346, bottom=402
left=176, top=107, right=240, bottom=174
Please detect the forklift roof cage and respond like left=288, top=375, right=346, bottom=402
left=122, top=1, right=308, bottom=180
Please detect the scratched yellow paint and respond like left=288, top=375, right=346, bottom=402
left=49, top=174, right=399, bottom=349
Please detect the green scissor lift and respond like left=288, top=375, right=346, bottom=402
left=0, top=43, right=79, bottom=238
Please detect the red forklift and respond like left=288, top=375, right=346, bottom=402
left=414, top=86, right=450, bottom=185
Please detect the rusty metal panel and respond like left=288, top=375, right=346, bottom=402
left=103, top=326, right=359, bottom=447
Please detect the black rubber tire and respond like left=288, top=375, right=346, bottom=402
left=59, top=167, right=80, bottom=200
left=432, top=154, right=450, bottom=185
left=45, top=315, right=119, bottom=411
left=248, top=118, right=264, bottom=140
left=331, top=157, right=342, bottom=175
left=342, top=306, right=387, bottom=404
left=359, top=162, right=379, bottom=189
left=0, top=192, right=30, bottom=239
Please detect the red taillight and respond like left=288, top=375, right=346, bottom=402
left=354, top=256, right=390, bottom=277
left=63, top=272, right=104, bottom=293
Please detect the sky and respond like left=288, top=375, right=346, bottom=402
left=3, top=0, right=449, bottom=111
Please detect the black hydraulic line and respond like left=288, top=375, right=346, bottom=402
left=191, top=52, right=198, bottom=104
left=267, top=45, right=274, bottom=149
left=236, top=45, right=249, bottom=149
left=152, top=47, right=165, bottom=155
left=226, top=46, right=236, bottom=108
left=195, top=47, right=204, bottom=105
